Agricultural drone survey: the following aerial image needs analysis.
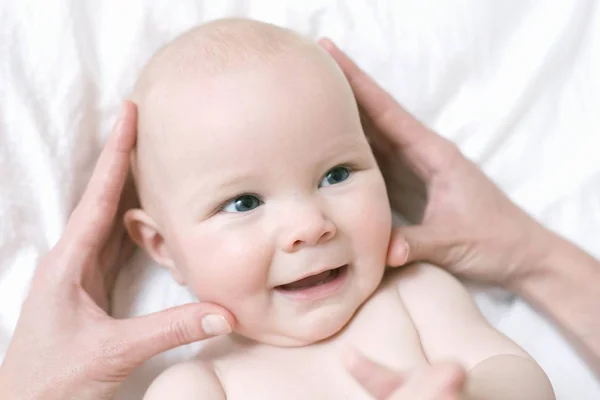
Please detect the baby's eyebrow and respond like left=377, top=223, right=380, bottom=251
left=180, top=139, right=368, bottom=207
left=317, top=140, right=370, bottom=163
left=181, top=172, right=255, bottom=205
left=210, top=172, right=259, bottom=191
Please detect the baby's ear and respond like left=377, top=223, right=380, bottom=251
left=124, top=209, right=186, bottom=285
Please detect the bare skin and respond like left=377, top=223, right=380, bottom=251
left=343, top=349, right=466, bottom=400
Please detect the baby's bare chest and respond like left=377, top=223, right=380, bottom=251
left=215, top=287, right=428, bottom=399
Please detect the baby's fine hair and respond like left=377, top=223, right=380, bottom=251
left=134, top=18, right=310, bottom=97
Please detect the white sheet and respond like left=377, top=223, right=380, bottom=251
left=1, top=0, right=599, bottom=398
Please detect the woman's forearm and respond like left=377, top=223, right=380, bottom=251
left=513, top=232, right=600, bottom=377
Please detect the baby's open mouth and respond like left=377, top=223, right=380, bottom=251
left=277, top=265, right=347, bottom=291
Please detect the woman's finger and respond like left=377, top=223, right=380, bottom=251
left=62, top=101, right=137, bottom=257
left=342, top=347, right=405, bottom=399
left=318, top=38, right=455, bottom=180
left=118, top=303, right=235, bottom=368
left=387, top=227, right=455, bottom=268
left=97, top=171, right=139, bottom=276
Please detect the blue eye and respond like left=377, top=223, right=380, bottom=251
left=223, top=194, right=262, bottom=213
left=320, top=166, right=351, bottom=187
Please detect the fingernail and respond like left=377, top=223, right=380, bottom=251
left=389, top=239, right=410, bottom=267
left=400, top=241, right=410, bottom=265
left=202, top=314, right=232, bottom=336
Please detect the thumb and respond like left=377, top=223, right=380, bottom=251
left=119, top=303, right=235, bottom=366
left=387, top=226, right=450, bottom=267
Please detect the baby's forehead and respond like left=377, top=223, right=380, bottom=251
left=134, top=20, right=338, bottom=147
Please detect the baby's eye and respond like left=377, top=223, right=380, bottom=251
left=223, top=194, right=262, bottom=213
left=320, top=166, right=351, bottom=187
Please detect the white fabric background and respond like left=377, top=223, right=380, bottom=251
left=1, top=1, right=599, bottom=398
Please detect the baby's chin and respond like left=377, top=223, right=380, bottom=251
left=231, top=268, right=384, bottom=347
left=237, top=306, right=359, bottom=347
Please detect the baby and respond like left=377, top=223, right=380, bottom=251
left=125, top=18, right=555, bottom=399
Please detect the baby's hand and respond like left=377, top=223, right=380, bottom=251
left=342, top=348, right=465, bottom=400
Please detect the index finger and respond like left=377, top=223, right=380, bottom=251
left=318, top=38, right=455, bottom=179
left=64, top=101, right=138, bottom=252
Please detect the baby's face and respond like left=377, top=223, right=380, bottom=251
left=148, top=54, right=392, bottom=346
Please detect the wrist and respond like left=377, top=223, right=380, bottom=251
left=504, top=223, right=563, bottom=293
left=506, top=230, right=600, bottom=375
left=508, top=228, right=581, bottom=297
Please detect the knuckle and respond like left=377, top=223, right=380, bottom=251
left=165, top=314, right=194, bottom=346
left=64, top=210, right=105, bottom=250
left=426, top=138, right=465, bottom=173
left=35, top=242, right=81, bottom=284
left=95, top=188, right=119, bottom=219
left=376, top=106, right=397, bottom=130
left=439, top=140, right=463, bottom=164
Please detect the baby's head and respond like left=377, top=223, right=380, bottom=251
left=126, top=19, right=392, bottom=346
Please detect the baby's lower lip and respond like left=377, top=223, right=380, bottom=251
left=274, top=265, right=348, bottom=301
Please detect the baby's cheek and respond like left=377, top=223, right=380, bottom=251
left=183, top=229, right=272, bottom=304
left=346, top=186, right=392, bottom=289
left=353, top=184, right=392, bottom=244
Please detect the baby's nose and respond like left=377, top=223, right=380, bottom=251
left=278, top=205, right=337, bottom=252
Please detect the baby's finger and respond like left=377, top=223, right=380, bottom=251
left=318, top=38, right=453, bottom=180
left=343, top=347, right=404, bottom=399
left=64, top=101, right=137, bottom=254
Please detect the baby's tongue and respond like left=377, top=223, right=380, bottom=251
left=279, top=270, right=334, bottom=291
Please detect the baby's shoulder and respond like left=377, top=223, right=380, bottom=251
left=143, top=360, right=225, bottom=400
left=377, top=262, right=474, bottom=316
left=346, top=263, right=459, bottom=330
left=356, top=263, right=455, bottom=314
left=381, top=262, right=460, bottom=296
left=379, top=262, right=487, bottom=334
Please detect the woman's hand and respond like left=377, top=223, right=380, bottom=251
left=0, top=101, right=235, bottom=400
left=323, top=39, right=600, bottom=379
left=344, top=348, right=466, bottom=400
left=320, top=39, right=558, bottom=288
